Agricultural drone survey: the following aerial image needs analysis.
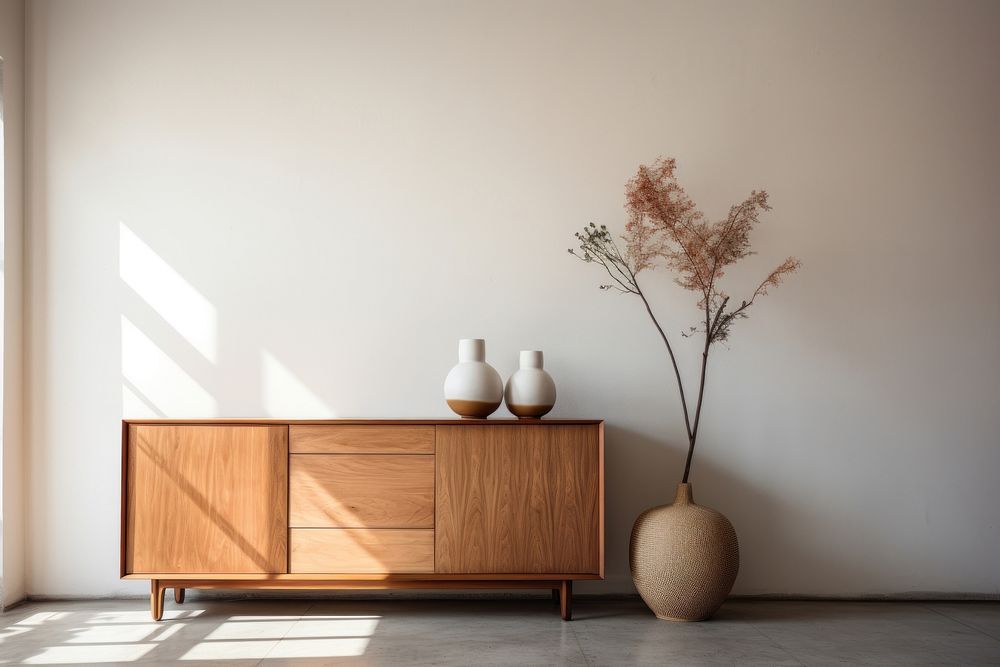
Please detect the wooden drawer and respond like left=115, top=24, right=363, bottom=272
left=290, top=529, right=434, bottom=573
left=289, top=425, right=435, bottom=454
left=290, top=454, right=434, bottom=528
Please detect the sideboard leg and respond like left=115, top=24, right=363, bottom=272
left=174, top=587, right=185, bottom=604
left=559, top=580, right=573, bottom=621
left=150, top=580, right=165, bottom=621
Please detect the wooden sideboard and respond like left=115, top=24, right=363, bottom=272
left=121, top=419, right=604, bottom=620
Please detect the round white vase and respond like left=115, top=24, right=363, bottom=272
left=444, top=339, right=503, bottom=419
left=504, top=350, right=557, bottom=419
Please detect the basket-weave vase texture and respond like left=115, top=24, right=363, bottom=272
left=629, top=482, right=739, bottom=621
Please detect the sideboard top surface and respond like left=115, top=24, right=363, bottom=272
left=123, top=419, right=604, bottom=426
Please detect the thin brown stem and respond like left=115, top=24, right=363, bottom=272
left=683, top=331, right=712, bottom=483
left=634, top=281, right=694, bottom=444
left=594, top=256, right=637, bottom=294
left=571, top=246, right=637, bottom=295
left=709, top=298, right=729, bottom=339
left=681, top=291, right=716, bottom=483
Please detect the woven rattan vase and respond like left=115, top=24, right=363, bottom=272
left=629, top=482, right=739, bottom=621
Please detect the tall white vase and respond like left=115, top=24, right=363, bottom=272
left=444, top=339, right=503, bottom=419
left=504, top=350, right=557, bottom=419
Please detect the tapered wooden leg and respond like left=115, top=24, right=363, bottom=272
left=559, top=580, right=573, bottom=621
left=174, top=587, right=185, bottom=604
left=150, top=580, right=165, bottom=621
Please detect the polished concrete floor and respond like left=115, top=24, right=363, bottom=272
left=1, top=597, right=998, bottom=666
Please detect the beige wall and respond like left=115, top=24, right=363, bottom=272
left=0, top=0, right=25, bottom=609
left=25, top=0, right=1000, bottom=596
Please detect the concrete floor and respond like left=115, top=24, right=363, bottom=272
left=1, top=598, right=998, bottom=666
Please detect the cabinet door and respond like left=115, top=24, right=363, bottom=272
left=435, top=425, right=601, bottom=574
left=125, top=425, right=288, bottom=574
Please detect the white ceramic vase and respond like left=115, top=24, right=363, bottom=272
left=444, top=339, right=503, bottom=418
left=504, top=350, right=557, bottom=419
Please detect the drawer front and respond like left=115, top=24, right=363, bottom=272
left=290, top=454, right=434, bottom=528
left=290, top=425, right=435, bottom=454
left=290, top=529, right=434, bottom=573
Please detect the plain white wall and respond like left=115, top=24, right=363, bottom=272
left=25, top=0, right=1000, bottom=597
left=0, top=0, right=25, bottom=609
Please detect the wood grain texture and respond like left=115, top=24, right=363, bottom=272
left=156, top=579, right=564, bottom=590
left=125, top=419, right=602, bottom=425
left=289, top=425, right=435, bottom=453
left=121, top=418, right=605, bottom=613
left=560, top=580, right=573, bottom=620
left=290, top=529, right=434, bottom=573
left=123, top=572, right=602, bottom=581
left=150, top=580, right=165, bottom=621
left=126, top=425, right=288, bottom=574
left=598, top=421, right=606, bottom=578
left=120, top=421, right=129, bottom=578
left=435, top=425, right=601, bottom=574
left=290, top=454, right=434, bottom=528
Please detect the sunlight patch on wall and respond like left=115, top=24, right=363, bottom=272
left=261, top=350, right=335, bottom=418
left=119, top=222, right=217, bottom=362
left=122, top=381, right=163, bottom=419
left=122, top=316, right=217, bottom=416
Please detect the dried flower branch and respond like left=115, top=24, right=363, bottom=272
left=570, top=157, right=800, bottom=483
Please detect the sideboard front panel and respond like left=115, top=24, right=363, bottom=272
left=125, top=425, right=288, bottom=574
left=290, top=528, right=434, bottom=573
left=289, top=454, right=435, bottom=528
left=289, top=425, right=435, bottom=454
left=435, top=425, right=601, bottom=574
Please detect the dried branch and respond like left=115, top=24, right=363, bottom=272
left=570, top=157, right=800, bottom=484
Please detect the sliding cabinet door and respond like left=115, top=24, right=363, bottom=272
left=435, top=425, right=600, bottom=574
left=125, top=425, right=287, bottom=574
